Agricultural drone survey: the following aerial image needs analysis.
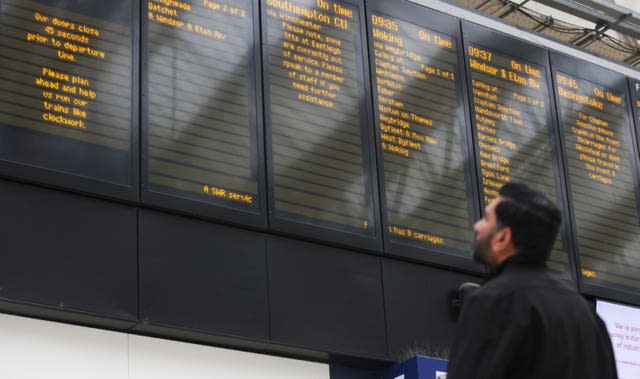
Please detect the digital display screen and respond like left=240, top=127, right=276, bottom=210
left=142, top=0, right=263, bottom=222
left=630, top=79, right=640, bottom=144
left=262, top=0, right=378, bottom=245
left=0, top=0, right=134, bottom=197
left=10, top=0, right=640, bottom=301
left=463, top=25, right=571, bottom=274
left=368, top=2, right=477, bottom=263
left=553, top=55, right=640, bottom=295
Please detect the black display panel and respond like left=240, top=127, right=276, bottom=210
left=141, top=0, right=266, bottom=227
left=366, top=1, right=479, bottom=270
left=0, top=0, right=138, bottom=201
left=630, top=77, right=640, bottom=150
left=462, top=23, right=573, bottom=275
left=551, top=52, right=640, bottom=303
left=262, top=0, right=381, bottom=250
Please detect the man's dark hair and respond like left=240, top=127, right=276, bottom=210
left=495, top=183, right=562, bottom=264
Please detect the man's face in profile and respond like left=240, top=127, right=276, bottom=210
left=473, top=198, right=502, bottom=266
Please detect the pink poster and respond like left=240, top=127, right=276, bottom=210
left=597, top=300, right=640, bottom=378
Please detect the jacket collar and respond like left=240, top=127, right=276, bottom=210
left=484, top=253, right=547, bottom=282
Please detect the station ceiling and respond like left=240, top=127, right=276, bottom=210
left=448, top=0, right=640, bottom=67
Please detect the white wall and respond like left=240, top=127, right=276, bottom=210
left=0, top=313, right=329, bottom=379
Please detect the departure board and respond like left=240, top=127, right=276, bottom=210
left=552, top=53, right=640, bottom=301
left=142, top=0, right=265, bottom=226
left=367, top=1, right=479, bottom=269
left=0, top=0, right=136, bottom=200
left=630, top=79, right=640, bottom=143
left=262, top=0, right=380, bottom=249
left=462, top=24, right=571, bottom=274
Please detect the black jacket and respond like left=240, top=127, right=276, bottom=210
left=447, top=258, right=618, bottom=379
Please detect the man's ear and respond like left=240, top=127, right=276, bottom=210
left=493, top=227, right=515, bottom=257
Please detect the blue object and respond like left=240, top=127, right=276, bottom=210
left=383, top=356, right=448, bottom=379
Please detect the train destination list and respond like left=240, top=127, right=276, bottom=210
left=145, top=0, right=259, bottom=209
left=555, top=72, right=640, bottom=291
left=370, top=11, right=474, bottom=253
left=466, top=42, right=569, bottom=272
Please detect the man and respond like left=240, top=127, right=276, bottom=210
left=447, top=183, right=617, bottom=379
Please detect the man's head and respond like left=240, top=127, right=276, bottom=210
left=473, top=183, right=562, bottom=267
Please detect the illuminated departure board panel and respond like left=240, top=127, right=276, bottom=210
left=142, top=0, right=265, bottom=227
left=366, top=1, right=479, bottom=269
left=0, top=0, right=137, bottom=201
left=552, top=52, right=640, bottom=302
left=262, top=0, right=380, bottom=249
left=630, top=79, right=640, bottom=143
left=462, top=23, right=572, bottom=275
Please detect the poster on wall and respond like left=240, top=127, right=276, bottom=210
left=597, top=300, right=640, bottom=379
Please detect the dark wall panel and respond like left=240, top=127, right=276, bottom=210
left=0, top=178, right=137, bottom=320
left=139, top=210, right=269, bottom=340
left=383, top=259, right=481, bottom=361
left=268, top=236, right=387, bottom=359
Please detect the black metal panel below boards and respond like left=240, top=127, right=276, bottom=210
left=382, top=258, right=481, bottom=361
left=267, top=236, right=387, bottom=359
left=139, top=209, right=269, bottom=341
left=0, top=178, right=137, bottom=321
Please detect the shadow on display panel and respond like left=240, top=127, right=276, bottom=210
left=267, top=235, right=387, bottom=360
left=0, top=178, right=137, bottom=325
left=138, top=209, right=269, bottom=341
left=550, top=52, right=640, bottom=306
left=262, top=0, right=382, bottom=252
left=365, top=0, right=481, bottom=273
left=382, top=258, right=481, bottom=362
left=461, top=21, right=575, bottom=279
left=0, top=0, right=139, bottom=202
left=140, top=0, right=267, bottom=228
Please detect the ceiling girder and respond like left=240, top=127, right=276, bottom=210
left=534, top=0, right=640, bottom=39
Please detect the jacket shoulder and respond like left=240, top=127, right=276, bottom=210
left=480, top=264, right=576, bottom=296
